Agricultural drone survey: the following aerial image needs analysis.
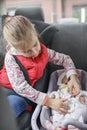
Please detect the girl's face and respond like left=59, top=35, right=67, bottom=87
left=19, top=37, right=41, bottom=58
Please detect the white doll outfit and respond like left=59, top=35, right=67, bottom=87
left=49, top=72, right=87, bottom=129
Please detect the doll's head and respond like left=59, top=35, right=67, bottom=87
left=79, top=95, right=87, bottom=104
left=3, top=15, right=41, bottom=58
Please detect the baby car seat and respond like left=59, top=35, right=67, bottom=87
left=31, top=70, right=87, bottom=130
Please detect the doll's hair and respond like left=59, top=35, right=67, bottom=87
left=3, top=15, right=38, bottom=50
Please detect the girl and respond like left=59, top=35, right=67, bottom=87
left=0, top=15, right=80, bottom=116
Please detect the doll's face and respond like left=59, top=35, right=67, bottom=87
left=79, top=95, right=87, bottom=104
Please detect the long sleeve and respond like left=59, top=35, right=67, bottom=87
left=5, top=53, right=47, bottom=105
left=47, top=48, right=77, bottom=78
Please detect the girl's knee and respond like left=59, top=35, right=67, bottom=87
left=8, top=95, right=28, bottom=117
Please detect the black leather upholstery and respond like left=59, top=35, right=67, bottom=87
left=49, top=23, right=87, bottom=72
left=0, top=16, right=5, bottom=70
left=15, top=6, right=44, bottom=22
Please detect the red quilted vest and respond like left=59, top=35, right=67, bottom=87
left=0, top=43, right=48, bottom=88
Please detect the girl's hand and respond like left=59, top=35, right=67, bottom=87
left=45, top=97, right=68, bottom=114
left=68, top=74, right=80, bottom=96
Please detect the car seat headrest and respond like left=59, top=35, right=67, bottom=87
left=15, top=6, right=45, bottom=22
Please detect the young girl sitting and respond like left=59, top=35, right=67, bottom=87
left=0, top=15, right=80, bottom=118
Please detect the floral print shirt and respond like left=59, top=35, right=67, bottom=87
left=5, top=47, right=77, bottom=105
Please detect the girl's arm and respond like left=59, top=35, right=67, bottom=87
left=5, top=53, right=47, bottom=105
left=47, top=48, right=80, bottom=96
left=47, top=48, right=77, bottom=79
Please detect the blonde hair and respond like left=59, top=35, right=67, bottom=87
left=3, top=15, right=38, bottom=50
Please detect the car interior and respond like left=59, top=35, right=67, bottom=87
left=0, top=2, right=87, bottom=130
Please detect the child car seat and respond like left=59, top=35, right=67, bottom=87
left=31, top=70, right=87, bottom=130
